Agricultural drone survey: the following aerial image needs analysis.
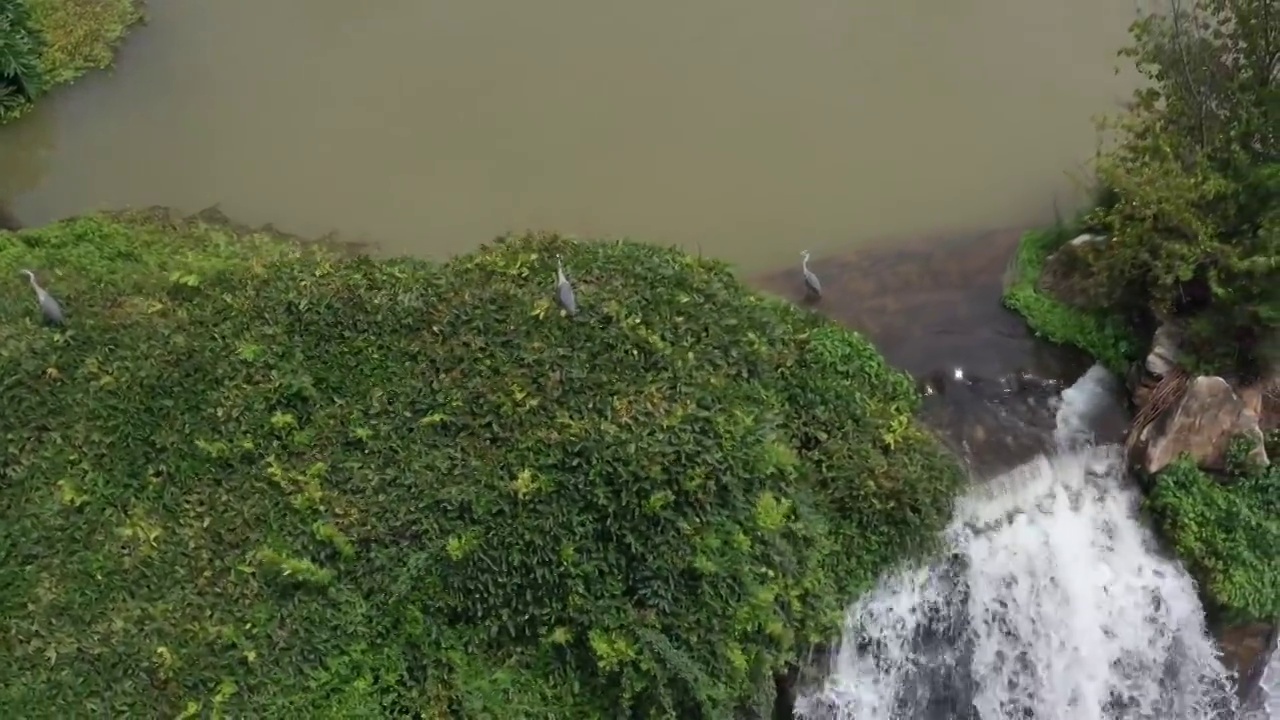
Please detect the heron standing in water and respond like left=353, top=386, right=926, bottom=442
left=800, top=250, right=822, bottom=301
left=19, top=269, right=65, bottom=326
left=555, top=255, right=578, bottom=316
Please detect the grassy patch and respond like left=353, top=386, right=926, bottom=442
left=26, top=0, right=142, bottom=87
left=1001, top=226, right=1142, bottom=375
left=1144, top=442, right=1279, bottom=624
left=0, top=210, right=965, bottom=717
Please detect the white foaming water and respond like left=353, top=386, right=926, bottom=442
left=1266, top=665, right=1280, bottom=720
left=797, top=365, right=1243, bottom=720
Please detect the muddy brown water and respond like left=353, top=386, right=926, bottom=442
left=0, top=0, right=1143, bottom=271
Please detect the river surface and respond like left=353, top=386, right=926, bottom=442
left=0, top=0, right=1142, bottom=270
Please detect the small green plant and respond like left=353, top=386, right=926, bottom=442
left=251, top=548, right=334, bottom=587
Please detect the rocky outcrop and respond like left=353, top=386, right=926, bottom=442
left=1214, top=620, right=1278, bottom=705
left=1126, top=321, right=1270, bottom=476
left=1131, top=375, right=1269, bottom=475
left=1035, top=233, right=1109, bottom=309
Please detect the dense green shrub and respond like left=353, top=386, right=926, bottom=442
left=1144, top=437, right=1279, bottom=623
left=1078, top=0, right=1279, bottom=378
left=1001, top=225, right=1142, bottom=375
left=0, top=0, right=44, bottom=121
left=0, top=211, right=965, bottom=717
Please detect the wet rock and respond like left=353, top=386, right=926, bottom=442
left=1135, top=376, right=1269, bottom=475
left=1214, top=621, right=1278, bottom=705
left=770, top=646, right=834, bottom=720
left=1035, top=234, right=1110, bottom=309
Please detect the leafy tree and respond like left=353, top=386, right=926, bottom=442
left=0, top=210, right=964, bottom=717
left=1084, top=0, right=1279, bottom=378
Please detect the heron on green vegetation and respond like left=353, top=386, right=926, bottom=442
left=555, top=255, right=578, bottom=316
left=800, top=250, right=822, bottom=300
left=19, top=269, right=65, bottom=326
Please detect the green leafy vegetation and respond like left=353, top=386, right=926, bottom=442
left=0, top=0, right=44, bottom=122
left=0, top=0, right=141, bottom=123
left=1144, top=434, right=1280, bottom=623
left=0, top=210, right=965, bottom=717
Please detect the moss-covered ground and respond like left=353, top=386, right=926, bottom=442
left=0, top=210, right=966, bottom=717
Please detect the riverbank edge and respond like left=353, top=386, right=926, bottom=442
left=0, top=0, right=143, bottom=123
left=999, top=225, right=1140, bottom=376
left=1, top=207, right=969, bottom=717
left=1001, top=226, right=1279, bottom=698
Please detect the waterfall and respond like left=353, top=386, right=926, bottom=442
left=796, top=365, right=1246, bottom=720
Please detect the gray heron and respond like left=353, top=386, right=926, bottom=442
left=555, top=255, right=577, bottom=316
left=800, top=250, right=822, bottom=300
left=19, top=269, right=65, bottom=325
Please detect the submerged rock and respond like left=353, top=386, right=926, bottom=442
left=1133, top=375, right=1268, bottom=475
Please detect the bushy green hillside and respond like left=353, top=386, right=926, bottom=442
left=0, top=210, right=965, bottom=718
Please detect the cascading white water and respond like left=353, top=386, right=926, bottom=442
left=796, top=365, right=1244, bottom=720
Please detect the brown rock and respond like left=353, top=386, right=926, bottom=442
left=1215, top=621, right=1278, bottom=703
left=1136, top=376, right=1269, bottom=475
